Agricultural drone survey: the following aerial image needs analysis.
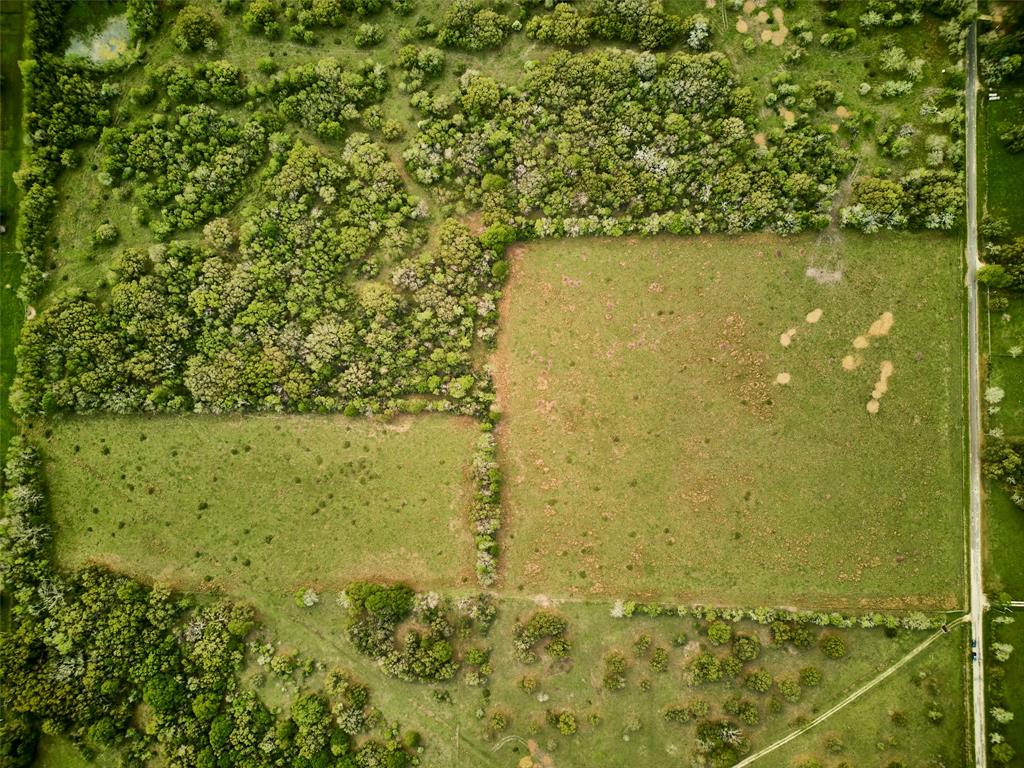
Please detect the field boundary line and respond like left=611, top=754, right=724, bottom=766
left=732, top=616, right=968, bottom=767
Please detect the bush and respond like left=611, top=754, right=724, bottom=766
left=90, top=222, right=119, bottom=248
left=820, top=635, right=847, bottom=659
left=707, top=620, right=732, bottom=646
left=603, top=650, right=628, bottom=690
left=355, top=23, right=385, bottom=47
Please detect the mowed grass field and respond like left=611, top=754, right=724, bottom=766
left=38, top=414, right=480, bottom=594
left=762, top=626, right=968, bottom=768
left=983, top=85, right=1024, bottom=231
left=497, top=233, right=964, bottom=608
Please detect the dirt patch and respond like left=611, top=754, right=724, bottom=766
left=755, top=10, right=770, bottom=23
left=853, top=335, right=869, bottom=350
left=805, top=308, right=823, bottom=324
left=25, top=305, right=37, bottom=321
left=779, top=327, right=796, bottom=347
left=753, top=132, right=766, bottom=146
left=736, top=17, right=749, bottom=33
left=805, top=267, right=842, bottom=284
left=760, top=29, right=773, bottom=43
left=871, top=360, right=895, bottom=399
left=770, top=7, right=788, bottom=45
left=868, top=311, right=895, bottom=337
left=842, top=354, right=861, bottom=371
left=866, top=399, right=880, bottom=414
left=830, top=123, right=839, bottom=133
left=705, top=0, right=716, bottom=7
left=775, top=372, right=791, bottom=385
left=742, top=0, right=756, bottom=12
left=778, top=106, right=795, bottom=123
left=836, top=105, right=852, bottom=119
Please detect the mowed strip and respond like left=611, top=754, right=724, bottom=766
left=40, top=414, right=479, bottom=595
left=497, top=233, right=964, bottom=608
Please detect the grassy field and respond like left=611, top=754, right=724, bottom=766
left=38, top=414, right=480, bottom=594
left=249, top=599, right=946, bottom=768
left=0, top=0, right=25, bottom=467
left=762, top=625, right=968, bottom=768
left=983, top=85, right=1024, bottom=231
left=982, top=290, right=1024, bottom=598
left=497, top=233, right=965, bottom=608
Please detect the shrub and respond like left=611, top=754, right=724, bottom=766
left=603, top=650, right=628, bottom=690
left=90, top=222, right=119, bottom=248
left=707, top=621, right=732, bottom=646
left=355, top=23, right=384, bottom=47
left=820, top=635, right=847, bottom=659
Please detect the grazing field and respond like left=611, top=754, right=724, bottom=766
left=38, top=414, right=479, bottom=594
left=762, top=626, right=968, bottom=768
left=497, top=233, right=964, bottom=608
left=244, top=599, right=941, bottom=768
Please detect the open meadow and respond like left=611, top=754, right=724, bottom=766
left=37, top=413, right=480, bottom=594
left=497, top=232, right=965, bottom=608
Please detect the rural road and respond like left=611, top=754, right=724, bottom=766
left=731, top=617, right=969, bottom=767
left=964, top=16, right=987, bottom=768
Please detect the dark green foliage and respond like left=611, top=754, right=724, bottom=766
left=16, top=137, right=499, bottom=417
left=602, top=649, right=628, bottom=690
left=343, top=583, right=491, bottom=682
left=841, top=169, right=963, bottom=231
left=127, top=0, right=162, bottom=41
left=663, top=699, right=708, bottom=723
left=264, top=58, right=388, bottom=140
left=525, top=4, right=592, bottom=48
left=819, top=634, right=847, bottom=658
left=706, top=620, right=732, bottom=646
left=512, top=611, right=571, bottom=664
left=406, top=48, right=851, bottom=236
left=173, top=5, right=219, bottom=51
left=686, top=651, right=723, bottom=685
left=101, top=105, right=268, bottom=236
left=983, top=439, right=1024, bottom=509
left=732, top=634, right=761, bottom=662
left=436, top=0, right=512, bottom=51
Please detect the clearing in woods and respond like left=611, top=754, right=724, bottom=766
left=496, top=233, right=964, bottom=608
left=38, top=414, right=480, bottom=595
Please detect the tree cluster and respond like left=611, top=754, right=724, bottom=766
left=16, top=139, right=501, bottom=419
left=405, top=49, right=852, bottom=236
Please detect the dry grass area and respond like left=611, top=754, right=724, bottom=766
left=495, top=233, right=964, bottom=608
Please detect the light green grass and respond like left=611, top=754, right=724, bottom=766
left=38, top=413, right=480, bottom=595
left=498, top=233, right=964, bottom=608
left=250, top=597, right=939, bottom=768
left=761, top=625, right=968, bottom=768
left=33, top=734, right=119, bottom=768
